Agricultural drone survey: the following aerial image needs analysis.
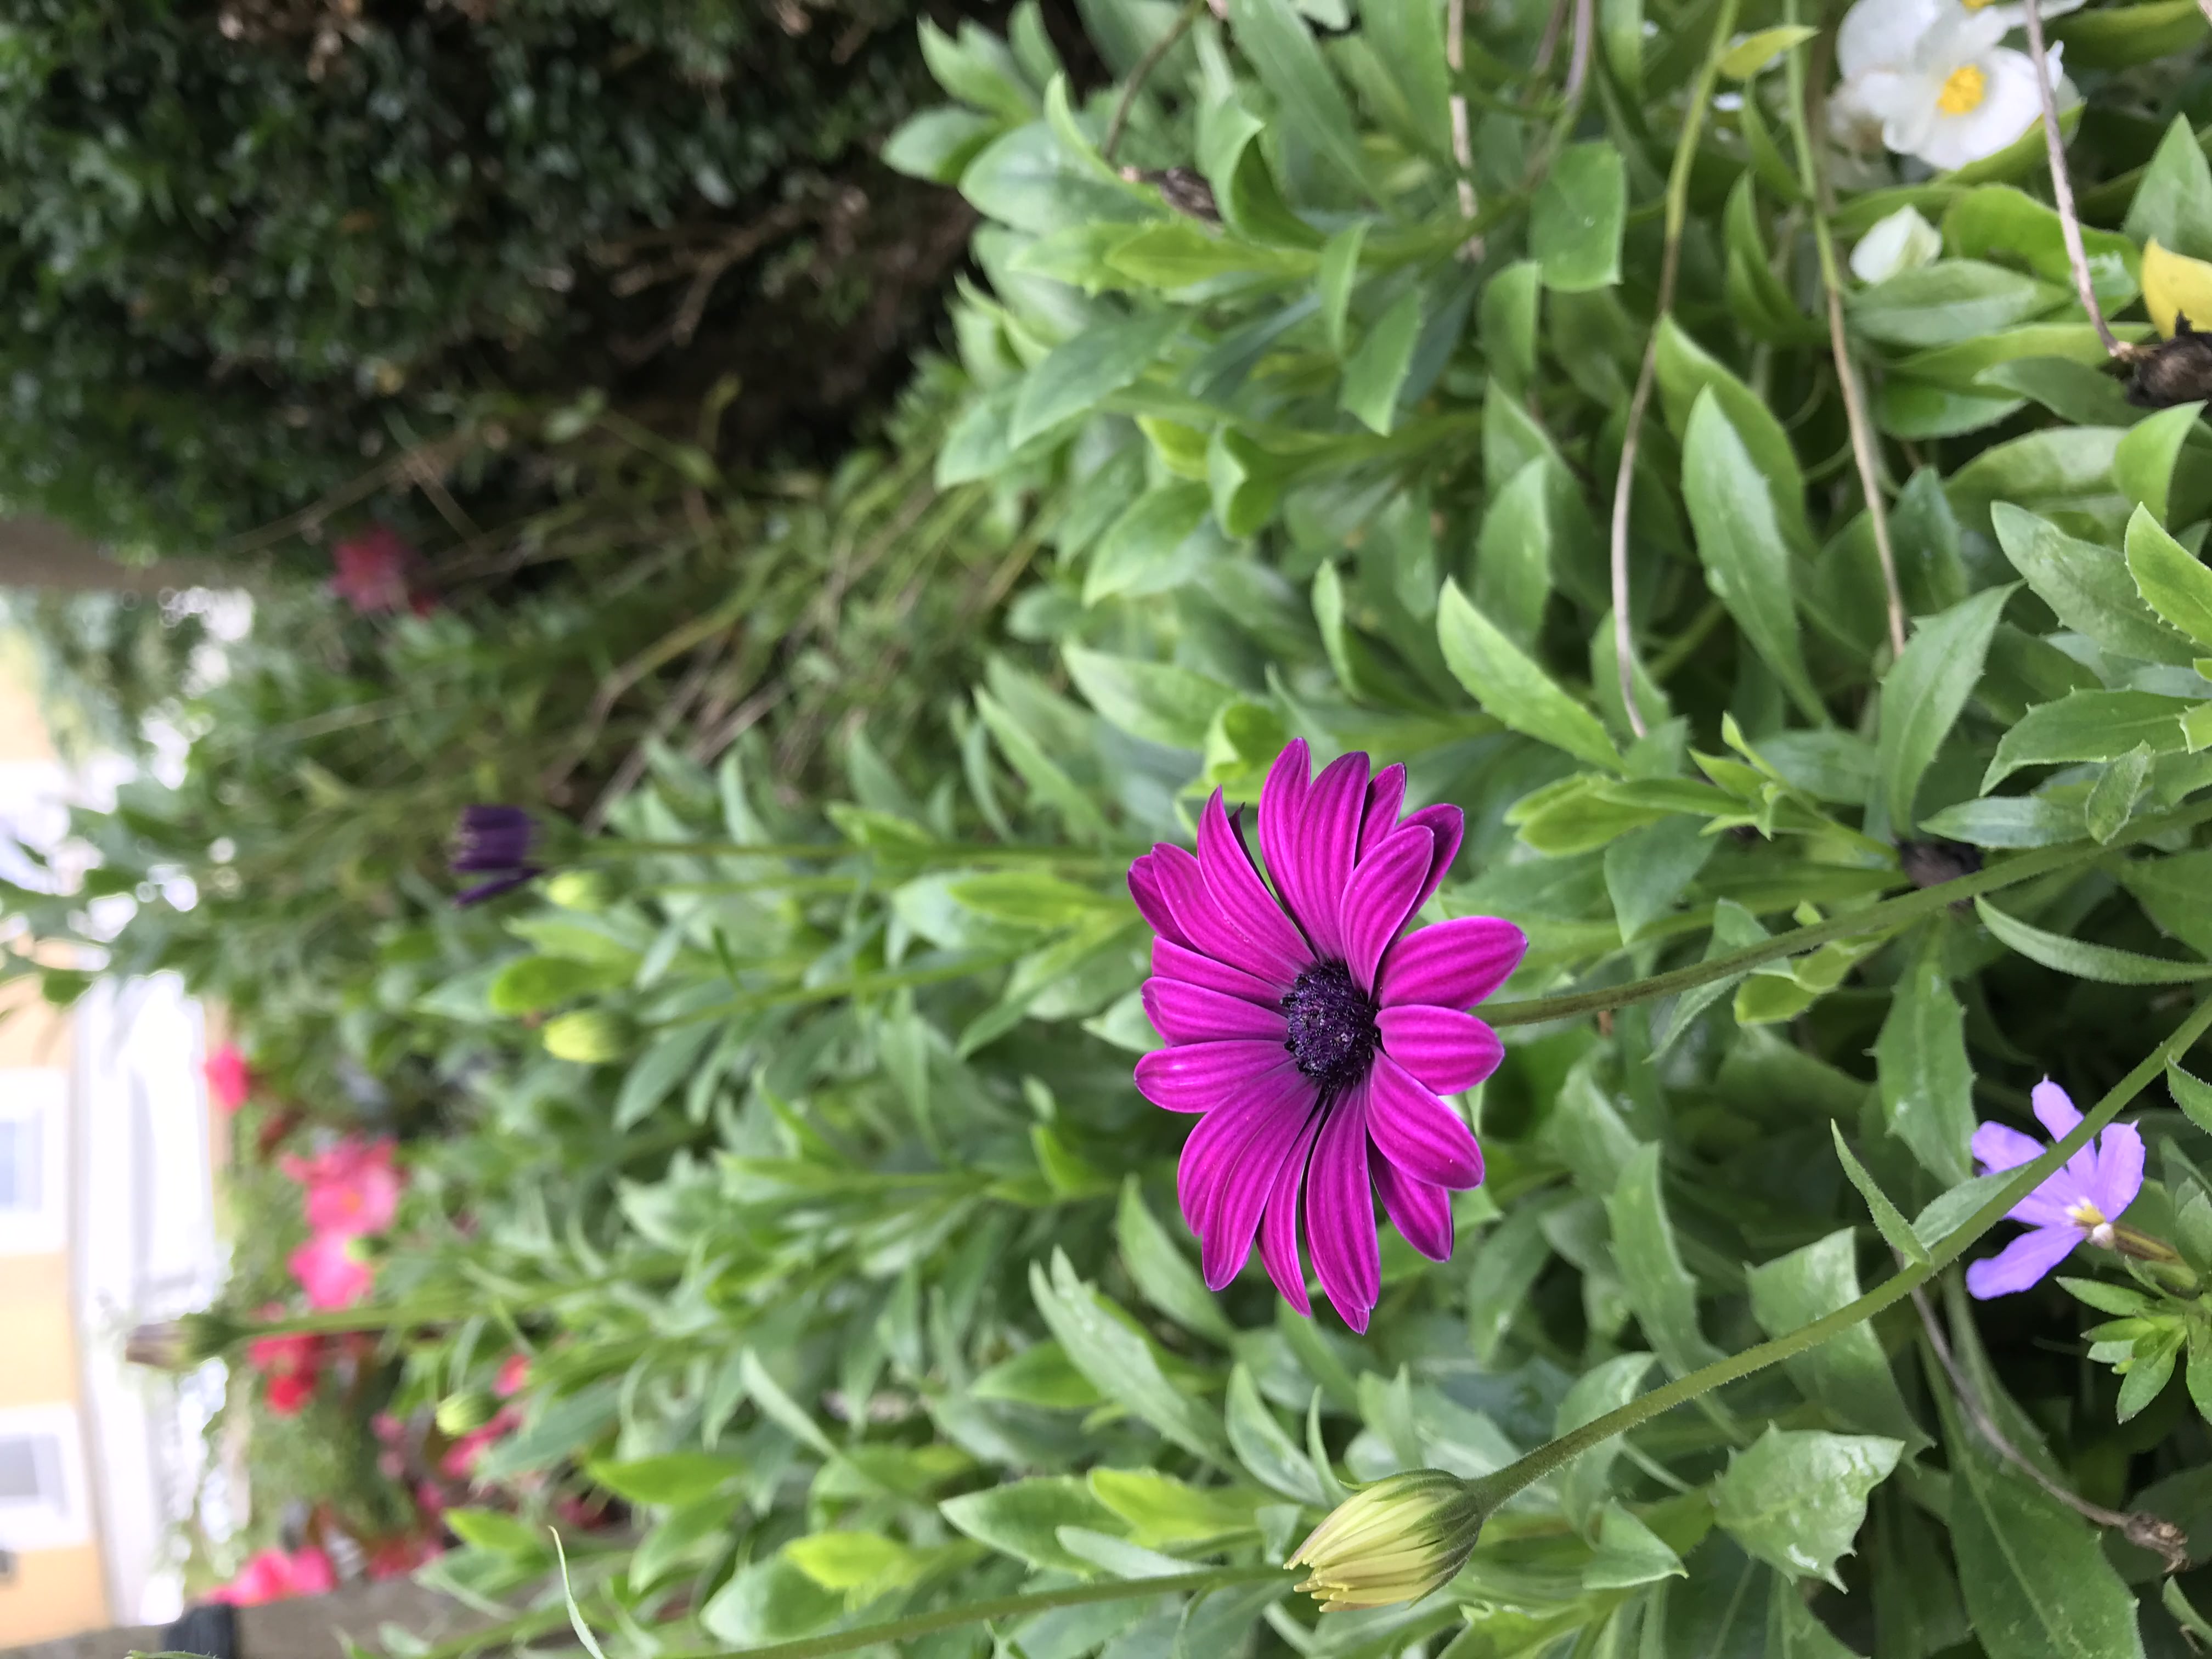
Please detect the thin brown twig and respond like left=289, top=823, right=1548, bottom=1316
left=1447, top=0, right=1482, bottom=256
left=1532, top=0, right=1571, bottom=75
left=1561, top=0, right=1595, bottom=108
left=1102, top=0, right=1209, bottom=163
left=583, top=639, right=727, bottom=834
left=2020, top=0, right=2130, bottom=359
left=219, top=432, right=476, bottom=555
left=1911, top=1285, right=2188, bottom=1572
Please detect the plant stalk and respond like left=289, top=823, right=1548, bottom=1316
left=2019, top=0, right=2130, bottom=359
left=1103, top=0, right=1210, bottom=163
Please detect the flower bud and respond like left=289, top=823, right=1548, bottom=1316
left=544, top=869, right=616, bottom=912
left=1288, top=1469, right=1487, bottom=1611
left=435, top=1389, right=498, bottom=1436
left=126, top=1310, right=247, bottom=1371
left=1848, top=205, right=1940, bottom=285
left=541, top=1009, right=635, bottom=1064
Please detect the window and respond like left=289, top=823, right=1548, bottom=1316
left=0, top=1070, right=65, bottom=1255
left=0, top=1407, right=86, bottom=1551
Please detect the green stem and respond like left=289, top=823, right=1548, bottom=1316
left=1469, top=992, right=2212, bottom=1507
left=1485, top=795, right=2212, bottom=1028
left=588, top=839, right=1133, bottom=868
left=666, top=948, right=1033, bottom=1028
left=663, top=1566, right=1291, bottom=1659
left=1101, top=0, right=1210, bottom=163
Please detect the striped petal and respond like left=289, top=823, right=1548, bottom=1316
left=1306, top=1081, right=1381, bottom=1332
left=1373, top=1156, right=1454, bottom=1261
left=1377, top=1005, right=1504, bottom=1095
left=1143, top=977, right=1288, bottom=1044
left=1197, top=793, right=1312, bottom=982
left=1366, top=1051, right=1485, bottom=1189
left=1377, top=917, right=1527, bottom=1011
left=1342, top=824, right=1436, bottom=995
left=1135, top=1041, right=1293, bottom=1113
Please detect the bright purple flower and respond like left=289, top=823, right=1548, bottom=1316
left=450, top=805, right=543, bottom=906
left=1128, top=741, right=1526, bottom=1333
left=1964, top=1080, right=2144, bottom=1299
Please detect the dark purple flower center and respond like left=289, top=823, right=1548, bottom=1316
left=1281, top=962, right=1379, bottom=1094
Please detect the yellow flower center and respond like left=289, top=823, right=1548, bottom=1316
left=1959, top=0, right=1996, bottom=10
left=2064, top=1198, right=2107, bottom=1229
left=1938, top=64, right=1987, bottom=115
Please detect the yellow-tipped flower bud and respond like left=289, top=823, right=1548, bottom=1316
left=435, top=1389, right=498, bottom=1436
left=541, top=1009, right=634, bottom=1064
left=544, top=870, right=617, bottom=912
left=1288, top=1470, right=1487, bottom=1611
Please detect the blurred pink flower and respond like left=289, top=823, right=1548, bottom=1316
left=282, top=1137, right=402, bottom=1237
left=290, top=1232, right=374, bottom=1309
left=366, top=1533, right=442, bottom=1580
left=330, top=526, right=429, bottom=614
left=264, top=1370, right=318, bottom=1415
left=494, top=1354, right=531, bottom=1398
left=204, top=1045, right=253, bottom=1113
left=212, top=1545, right=335, bottom=1606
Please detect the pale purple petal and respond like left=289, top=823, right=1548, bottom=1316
left=1176, top=1066, right=1313, bottom=1235
left=1365, top=1050, right=1485, bottom=1189
left=1143, top=978, right=1288, bottom=1044
left=1306, top=1081, right=1381, bottom=1333
left=1146, top=842, right=1296, bottom=988
left=1135, top=1041, right=1293, bottom=1113
left=1376, top=917, right=1528, bottom=1011
left=2033, top=1080, right=2102, bottom=1192
left=1373, top=1157, right=1453, bottom=1262
left=1971, top=1121, right=2047, bottom=1175
left=1965, top=1224, right=2082, bottom=1299
left=1342, top=825, right=1438, bottom=995
left=1377, top=1006, right=1504, bottom=1096
left=2091, top=1122, right=2146, bottom=1221
left=1128, top=855, right=1192, bottom=952
left=1196, top=793, right=1313, bottom=980
left=1398, top=802, right=1465, bottom=914
left=1259, top=740, right=1319, bottom=947
left=1295, top=753, right=1372, bottom=960
left=1357, top=764, right=1408, bottom=859
left=1152, top=938, right=1280, bottom=1006
left=1200, top=1099, right=1310, bottom=1290
left=1972, top=1119, right=2086, bottom=1228
left=1259, top=1107, right=1325, bottom=1315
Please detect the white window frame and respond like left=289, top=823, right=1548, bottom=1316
left=0, top=1404, right=90, bottom=1551
left=0, top=1070, right=66, bottom=1256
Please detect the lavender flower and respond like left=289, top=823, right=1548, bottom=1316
left=450, top=805, right=544, bottom=906
left=1128, top=741, right=1526, bottom=1333
left=1964, top=1080, right=2145, bottom=1299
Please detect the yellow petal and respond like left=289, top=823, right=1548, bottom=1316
left=2142, top=239, right=2212, bottom=339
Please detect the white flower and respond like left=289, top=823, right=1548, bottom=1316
left=1835, top=0, right=2083, bottom=80
left=1850, top=205, right=1943, bottom=282
left=1833, top=9, right=2065, bottom=171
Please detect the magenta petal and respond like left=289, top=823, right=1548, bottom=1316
left=1135, top=1041, right=1292, bottom=1113
left=1144, top=978, right=1288, bottom=1044
left=1153, top=938, right=1280, bottom=1006
left=1357, top=764, right=1408, bottom=859
left=2092, top=1122, right=2146, bottom=1220
left=1147, top=842, right=1296, bottom=988
left=1297, top=753, right=1372, bottom=960
left=1373, top=1156, right=1453, bottom=1261
left=1366, top=1051, right=1485, bottom=1188
left=1397, top=802, right=1465, bottom=914
left=1177, top=1067, right=1312, bottom=1232
left=1196, top=793, right=1312, bottom=979
left=1260, top=741, right=1318, bottom=945
left=1306, top=1081, right=1380, bottom=1332
left=1965, top=1224, right=2081, bottom=1299
left=1342, top=825, right=1437, bottom=995
left=1200, top=1102, right=1307, bottom=1290
left=1129, top=855, right=1192, bottom=952
left=1377, top=916, right=1528, bottom=1011
left=1377, top=1005, right=1504, bottom=1095
left=1259, top=1109, right=1324, bottom=1315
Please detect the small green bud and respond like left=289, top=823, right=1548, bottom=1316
left=541, top=1009, right=635, bottom=1064
left=126, top=1310, right=248, bottom=1370
left=435, top=1389, right=498, bottom=1436
left=1288, top=1470, right=1487, bottom=1611
left=544, top=870, right=616, bottom=912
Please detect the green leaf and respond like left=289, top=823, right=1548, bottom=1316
left=2085, top=741, right=2154, bottom=843
left=1031, top=1250, right=1232, bottom=1463
left=1063, top=645, right=1237, bottom=749
left=975, top=686, right=1111, bottom=842
left=2124, top=115, right=2212, bottom=261
left=950, top=871, right=1118, bottom=928
left=616, top=1022, right=719, bottom=1130
left=1339, top=288, right=1423, bottom=434
left=1011, top=313, right=1182, bottom=447
left=1875, top=953, right=1977, bottom=1184
left=1317, top=222, right=1366, bottom=356
left=1085, top=482, right=1212, bottom=605
left=1117, top=1178, right=1237, bottom=1345
left=1437, top=579, right=1623, bottom=770
left=1918, top=794, right=2083, bottom=847
left=1976, top=895, right=2212, bottom=983
left=486, top=954, right=626, bottom=1014
left=586, top=1452, right=742, bottom=1508
left=1879, top=583, right=2015, bottom=829
left=1945, top=185, right=2142, bottom=308
left=1532, top=142, right=1627, bottom=292
left=1224, top=1365, right=1329, bottom=1503
left=920, top=19, right=1040, bottom=122
left=1584, top=1501, right=1688, bottom=1588
left=1747, top=1231, right=1925, bottom=1446
left=2115, top=402, right=2205, bottom=522
left=1682, top=389, right=1826, bottom=721
left=1850, top=261, right=2067, bottom=349
left=1654, top=317, right=1809, bottom=549
left=1225, top=0, right=1378, bottom=199
left=1361, top=0, right=1450, bottom=156
left=1474, top=456, right=1556, bottom=651
left=1088, top=1468, right=1260, bottom=1547
left=1983, top=688, right=2193, bottom=789
left=1719, top=24, right=1816, bottom=76
left=1481, top=260, right=1543, bottom=397
left=1607, top=1142, right=1724, bottom=1378
left=1604, top=816, right=1716, bottom=943
left=942, top=1475, right=1130, bottom=1575
left=1831, top=1122, right=1932, bottom=1265
left=962, top=123, right=1158, bottom=235
left=1768, top=1573, right=1862, bottom=1657
left=1713, top=1427, right=1904, bottom=1587
left=2169, top=1062, right=2212, bottom=1134
left=1946, top=1417, right=2151, bottom=1659
left=2125, top=503, right=2212, bottom=645
left=1555, top=1351, right=1656, bottom=1527
left=883, top=106, right=1001, bottom=184
left=971, top=1340, right=1103, bottom=1408
left=446, top=1507, right=549, bottom=1558
left=1990, top=503, right=2197, bottom=667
